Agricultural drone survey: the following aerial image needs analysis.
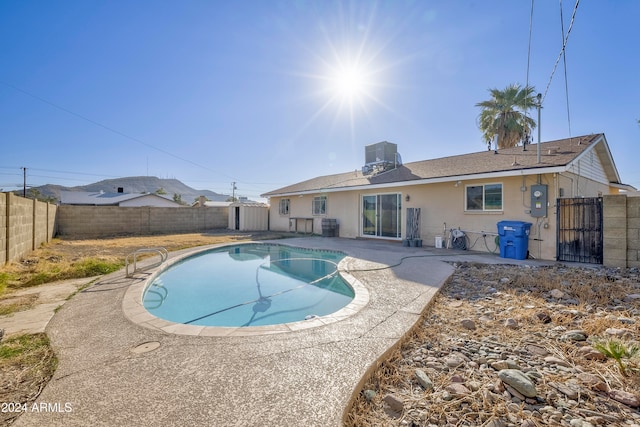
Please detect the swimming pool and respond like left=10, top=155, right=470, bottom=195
left=142, top=243, right=355, bottom=327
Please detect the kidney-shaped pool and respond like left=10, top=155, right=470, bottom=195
left=142, top=243, right=355, bottom=327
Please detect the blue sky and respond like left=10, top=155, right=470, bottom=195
left=1, top=1, right=638, bottom=201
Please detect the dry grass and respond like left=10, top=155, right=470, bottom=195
left=0, top=333, right=57, bottom=426
left=0, top=295, right=39, bottom=317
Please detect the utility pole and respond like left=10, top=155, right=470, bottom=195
left=536, top=93, right=542, bottom=185
left=536, top=93, right=542, bottom=164
left=21, top=167, right=26, bottom=197
left=231, top=182, right=237, bottom=201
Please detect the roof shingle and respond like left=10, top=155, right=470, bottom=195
left=262, top=134, right=603, bottom=197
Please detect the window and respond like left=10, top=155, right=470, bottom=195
left=465, top=183, right=502, bottom=211
left=279, top=198, right=290, bottom=215
left=312, top=196, right=327, bottom=215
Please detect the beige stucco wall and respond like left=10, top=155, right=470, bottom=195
left=267, top=171, right=616, bottom=261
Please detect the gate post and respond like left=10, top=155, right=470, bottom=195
left=603, top=195, right=627, bottom=268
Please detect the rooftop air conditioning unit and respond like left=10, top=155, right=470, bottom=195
left=365, top=141, right=398, bottom=164
left=362, top=141, right=401, bottom=175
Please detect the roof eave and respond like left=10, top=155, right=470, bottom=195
left=610, top=182, right=638, bottom=192
left=262, top=166, right=570, bottom=197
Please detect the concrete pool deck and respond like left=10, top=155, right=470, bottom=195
left=13, top=237, right=548, bottom=427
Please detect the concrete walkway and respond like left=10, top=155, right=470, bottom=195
left=0, top=277, right=97, bottom=337
left=11, top=238, right=536, bottom=427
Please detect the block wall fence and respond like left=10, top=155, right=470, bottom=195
left=603, top=194, right=640, bottom=268
left=1, top=192, right=57, bottom=264
left=55, top=205, right=228, bottom=238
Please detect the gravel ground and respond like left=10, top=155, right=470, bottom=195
left=346, top=263, right=640, bottom=427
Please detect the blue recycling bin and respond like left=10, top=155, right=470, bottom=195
left=497, top=221, right=532, bottom=260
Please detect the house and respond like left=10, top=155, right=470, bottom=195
left=261, top=134, right=634, bottom=262
left=59, top=190, right=182, bottom=207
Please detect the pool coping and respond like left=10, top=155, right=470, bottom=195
left=122, top=242, right=370, bottom=337
left=17, top=237, right=487, bottom=427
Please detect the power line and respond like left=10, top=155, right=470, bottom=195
left=524, top=0, right=535, bottom=128
left=559, top=0, right=573, bottom=137
left=0, top=81, right=241, bottom=182
left=525, top=0, right=535, bottom=93
left=541, top=0, right=580, bottom=103
left=21, top=167, right=27, bottom=197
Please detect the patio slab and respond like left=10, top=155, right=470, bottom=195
left=11, top=237, right=546, bottom=427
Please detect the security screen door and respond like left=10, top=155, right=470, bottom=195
left=362, top=194, right=401, bottom=238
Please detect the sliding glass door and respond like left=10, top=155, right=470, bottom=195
left=361, top=194, right=402, bottom=238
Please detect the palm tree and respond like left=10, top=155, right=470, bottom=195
left=476, top=84, right=538, bottom=149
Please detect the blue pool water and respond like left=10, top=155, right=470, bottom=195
left=143, top=243, right=354, bottom=327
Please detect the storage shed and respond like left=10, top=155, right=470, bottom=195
left=228, top=202, right=269, bottom=231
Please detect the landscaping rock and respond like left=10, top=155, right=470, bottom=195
left=414, top=369, right=433, bottom=391
left=608, top=389, right=640, bottom=407
left=353, top=263, right=640, bottom=426
left=460, top=318, right=476, bottom=330
left=498, top=369, right=537, bottom=398
left=383, top=393, right=404, bottom=412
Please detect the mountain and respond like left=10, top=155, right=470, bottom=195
left=30, top=176, right=230, bottom=203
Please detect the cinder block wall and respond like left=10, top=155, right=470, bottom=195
left=56, top=206, right=228, bottom=238
left=33, top=200, right=49, bottom=249
left=603, top=194, right=640, bottom=268
left=603, top=195, right=627, bottom=268
left=7, top=193, right=33, bottom=263
left=627, top=196, right=640, bottom=268
left=1, top=193, right=57, bottom=264
left=0, top=193, right=6, bottom=263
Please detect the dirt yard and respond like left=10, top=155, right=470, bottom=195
left=34, top=230, right=289, bottom=261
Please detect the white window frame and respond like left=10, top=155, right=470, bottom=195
left=312, top=195, right=327, bottom=216
left=465, top=183, right=503, bottom=211
left=279, top=198, right=290, bottom=215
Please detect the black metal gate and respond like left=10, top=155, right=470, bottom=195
left=556, top=197, right=603, bottom=264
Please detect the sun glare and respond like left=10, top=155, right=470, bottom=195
left=287, top=3, right=400, bottom=138
left=329, top=64, right=368, bottom=101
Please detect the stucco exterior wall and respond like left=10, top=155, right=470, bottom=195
left=556, top=172, right=612, bottom=199
left=266, top=171, right=616, bottom=261
left=56, top=206, right=228, bottom=238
